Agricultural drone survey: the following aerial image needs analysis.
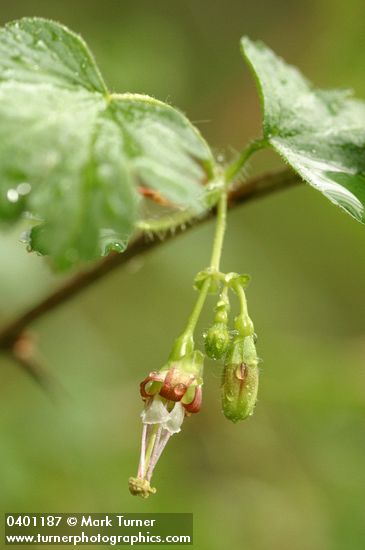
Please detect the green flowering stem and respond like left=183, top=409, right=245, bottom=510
left=132, top=145, right=266, bottom=496
left=234, top=282, right=249, bottom=318
left=210, top=190, right=227, bottom=271
left=183, top=278, right=212, bottom=339
left=233, top=281, right=254, bottom=337
left=172, top=189, right=228, bottom=356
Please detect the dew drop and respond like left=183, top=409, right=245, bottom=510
left=7, top=188, right=19, bottom=203
left=235, top=364, right=247, bottom=381
left=17, top=182, right=31, bottom=196
left=20, top=229, right=31, bottom=244
left=105, top=242, right=124, bottom=254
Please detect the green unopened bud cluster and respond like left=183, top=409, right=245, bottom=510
left=203, top=277, right=259, bottom=422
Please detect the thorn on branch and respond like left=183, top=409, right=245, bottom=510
left=10, top=332, right=64, bottom=399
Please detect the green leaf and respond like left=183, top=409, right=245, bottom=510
left=241, top=37, right=365, bottom=223
left=0, top=18, right=215, bottom=268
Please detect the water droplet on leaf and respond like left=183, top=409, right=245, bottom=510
left=7, top=188, right=19, bottom=203
left=105, top=242, right=124, bottom=254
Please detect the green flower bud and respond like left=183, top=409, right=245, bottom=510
left=205, top=322, right=231, bottom=360
left=221, top=335, right=259, bottom=422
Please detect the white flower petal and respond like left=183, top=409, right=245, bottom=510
left=141, top=396, right=170, bottom=425
left=163, top=402, right=185, bottom=434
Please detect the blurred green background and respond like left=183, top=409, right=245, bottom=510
left=0, top=1, right=364, bottom=549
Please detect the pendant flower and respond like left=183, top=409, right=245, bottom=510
left=129, top=351, right=203, bottom=498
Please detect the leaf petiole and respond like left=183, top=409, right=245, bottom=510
left=224, top=138, right=267, bottom=184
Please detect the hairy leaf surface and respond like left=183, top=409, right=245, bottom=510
left=241, top=37, right=365, bottom=223
left=0, top=18, right=215, bottom=267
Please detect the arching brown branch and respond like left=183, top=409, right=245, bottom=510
left=0, top=168, right=300, bottom=353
